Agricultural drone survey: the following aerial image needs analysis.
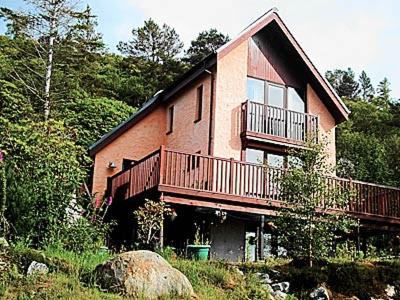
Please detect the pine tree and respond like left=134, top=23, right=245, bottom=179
left=377, top=77, right=391, bottom=104
left=118, top=19, right=183, bottom=64
left=117, top=19, right=186, bottom=107
left=325, top=68, right=360, bottom=100
left=358, top=70, right=375, bottom=101
left=184, top=28, right=230, bottom=65
left=0, top=0, right=102, bottom=120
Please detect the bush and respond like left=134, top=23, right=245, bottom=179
left=0, top=119, right=86, bottom=246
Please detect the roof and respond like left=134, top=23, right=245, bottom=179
left=88, top=53, right=216, bottom=156
left=217, top=8, right=350, bottom=121
left=89, top=8, right=350, bottom=156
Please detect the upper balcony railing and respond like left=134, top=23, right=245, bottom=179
left=242, top=100, right=319, bottom=144
left=109, top=147, right=400, bottom=223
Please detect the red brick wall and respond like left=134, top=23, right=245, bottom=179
left=91, top=75, right=213, bottom=199
left=166, top=75, right=212, bottom=154
left=92, top=106, right=166, bottom=199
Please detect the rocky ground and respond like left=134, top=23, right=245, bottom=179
left=1, top=239, right=400, bottom=299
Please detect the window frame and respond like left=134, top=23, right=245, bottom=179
left=194, top=85, right=203, bottom=123
left=245, top=147, right=299, bottom=169
left=167, top=105, right=174, bottom=134
left=246, top=76, right=307, bottom=112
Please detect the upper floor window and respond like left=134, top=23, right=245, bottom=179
left=246, top=77, right=305, bottom=113
left=167, top=105, right=174, bottom=134
left=247, top=77, right=264, bottom=103
left=195, top=85, right=203, bottom=122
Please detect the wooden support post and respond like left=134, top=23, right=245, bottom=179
left=229, top=158, right=234, bottom=194
left=159, top=192, right=165, bottom=250
left=256, top=225, right=260, bottom=261
left=259, top=215, right=265, bottom=260
left=159, top=145, right=166, bottom=185
left=356, top=219, right=361, bottom=256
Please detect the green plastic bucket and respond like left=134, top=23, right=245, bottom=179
left=187, top=245, right=210, bottom=260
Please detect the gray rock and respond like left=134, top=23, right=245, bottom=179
left=385, top=284, right=395, bottom=298
left=310, top=286, right=330, bottom=300
left=271, top=281, right=290, bottom=293
left=95, top=250, right=194, bottom=299
left=27, top=261, right=49, bottom=275
left=272, top=290, right=288, bottom=299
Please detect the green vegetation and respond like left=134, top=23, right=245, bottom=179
left=276, top=140, right=355, bottom=266
left=0, top=1, right=399, bottom=299
left=1, top=244, right=273, bottom=300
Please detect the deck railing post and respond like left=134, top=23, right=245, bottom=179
left=159, top=145, right=166, bottom=185
left=229, top=158, right=234, bottom=194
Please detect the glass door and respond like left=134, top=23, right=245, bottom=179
left=287, top=87, right=306, bottom=140
left=266, top=84, right=285, bottom=137
left=247, top=78, right=265, bottom=133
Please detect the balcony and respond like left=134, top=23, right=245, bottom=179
left=241, top=100, right=319, bottom=146
left=109, top=147, right=400, bottom=225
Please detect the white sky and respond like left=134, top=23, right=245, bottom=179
left=1, top=0, right=399, bottom=98
left=129, top=0, right=400, bottom=99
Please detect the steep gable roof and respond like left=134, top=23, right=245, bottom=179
left=217, top=8, right=349, bottom=122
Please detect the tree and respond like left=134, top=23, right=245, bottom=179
left=376, top=77, right=392, bottom=108
left=0, top=118, right=86, bottom=245
left=358, top=71, right=374, bottom=101
left=325, top=68, right=359, bottom=100
left=0, top=1, right=104, bottom=120
left=118, top=19, right=183, bottom=64
left=134, top=199, right=172, bottom=249
left=0, top=150, right=8, bottom=237
left=118, top=19, right=186, bottom=107
left=61, top=97, right=135, bottom=148
left=275, top=140, right=355, bottom=266
left=184, top=28, right=230, bottom=65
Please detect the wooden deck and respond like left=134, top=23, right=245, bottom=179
left=241, top=100, right=319, bottom=145
left=108, top=147, right=400, bottom=225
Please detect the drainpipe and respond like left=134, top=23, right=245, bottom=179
left=205, top=69, right=215, bottom=155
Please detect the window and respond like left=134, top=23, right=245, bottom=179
left=266, top=153, right=284, bottom=168
left=167, top=105, right=174, bottom=134
left=287, top=87, right=305, bottom=113
left=268, top=84, right=285, bottom=108
left=245, top=148, right=264, bottom=164
left=245, top=148, right=297, bottom=169
left=247, top=77, right=265, bottom=103
left=195, top=85, right=203, bottom=122
left=246, top=76, right=305, bottom=110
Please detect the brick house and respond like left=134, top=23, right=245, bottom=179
left=89, top=9, right=400, bottom=261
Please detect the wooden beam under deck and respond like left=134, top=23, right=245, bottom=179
left=162, top=195, right=277, bottom=216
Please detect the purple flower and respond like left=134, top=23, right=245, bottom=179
left=95, top=197, right=101, bottom=208
left=0, top=150, right=3, bottom=162
left=107, top=196, right=113, bottom=206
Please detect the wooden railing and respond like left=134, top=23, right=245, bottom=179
left=242, top=100, right=319, bottom=143
left=109, top=149, right=161, bottom=200
left=109, top=148, right=400, bottom=221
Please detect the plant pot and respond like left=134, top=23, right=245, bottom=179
left=187, top=245, right=210, bottom=260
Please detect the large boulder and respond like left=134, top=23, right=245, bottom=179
left=94, top=250, right=194, bottom=299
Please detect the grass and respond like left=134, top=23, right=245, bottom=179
left=4, top=243, right=399, bottom=300
left=170, top=259, right=271, bottom=300
left=0, top=243, right=121, bottom=300
left=0, top=244, right=273, bottom=300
